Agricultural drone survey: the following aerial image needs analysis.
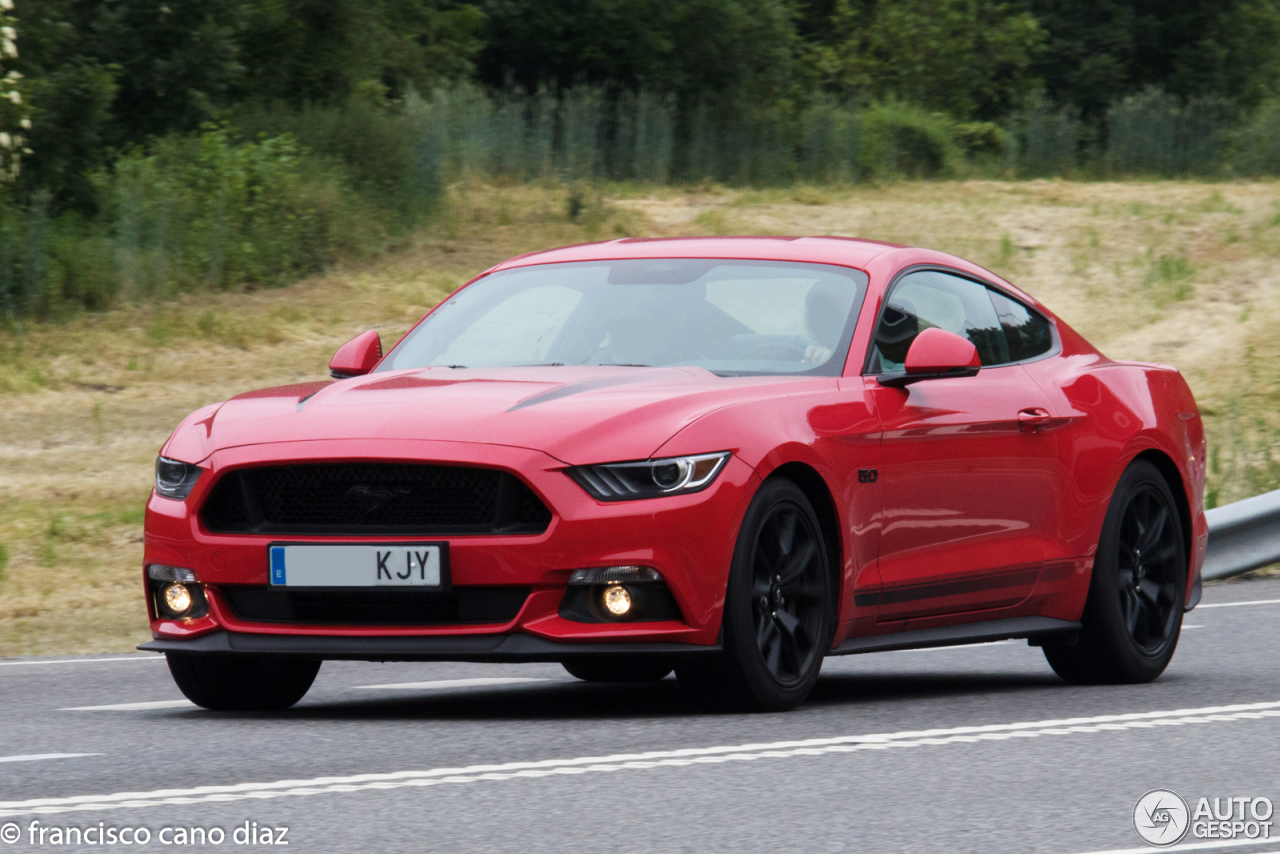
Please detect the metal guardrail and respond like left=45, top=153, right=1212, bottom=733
left=1204, top=488, right=1280, bottom=581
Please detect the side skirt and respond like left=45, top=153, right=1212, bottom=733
left=829, top=616, right=1080, bottom=656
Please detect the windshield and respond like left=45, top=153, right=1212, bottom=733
left=381, top=259, right=869, bottom=376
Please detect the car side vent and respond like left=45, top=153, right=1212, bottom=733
left=201, top=463, right=552, bottom=536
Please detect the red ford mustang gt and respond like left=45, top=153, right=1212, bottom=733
left=140, top=237, right=1207, bottom=712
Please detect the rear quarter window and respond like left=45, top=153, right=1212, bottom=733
left=989, top=289, right=1054, bottom=362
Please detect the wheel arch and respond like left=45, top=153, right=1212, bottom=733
left=1131, top=448, right=1193, bottom=576
left=762, top=461, right=844, bottom=621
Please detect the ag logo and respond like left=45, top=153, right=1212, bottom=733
left=1134, top=789, right=1190, bottom=846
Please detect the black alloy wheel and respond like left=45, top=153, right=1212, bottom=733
left=749, top=502, right=828, bottom=687
left=677, top=478, right=833, bottom=711
left=1044, top=459, right=1186, bottom=684
left=1116, top=484, right=1181, bottom=655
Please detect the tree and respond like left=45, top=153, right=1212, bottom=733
left=1028, top=0, right=1280, bottom=117
left=476, top=0, right=803, bottom=101
left=237, top=0, right=486, bottom=105
left=808, top=0, right=1045, bottom=120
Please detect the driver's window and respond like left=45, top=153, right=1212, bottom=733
left=870, top=270, right=1008, bottom=372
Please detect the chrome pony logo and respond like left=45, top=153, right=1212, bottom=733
left=345, top=485, right=411, bottom=515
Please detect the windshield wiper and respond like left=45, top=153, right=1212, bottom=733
left=597, top=363, right=652, bottom=367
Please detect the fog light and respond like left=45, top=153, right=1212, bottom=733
left=602, top=584, right=632, bottom=616
left=163, top=583, right=193, bottom=616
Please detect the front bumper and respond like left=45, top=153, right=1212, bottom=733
left=144, top=438, right=759, bottom=649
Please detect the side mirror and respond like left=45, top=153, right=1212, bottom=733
left=878, top=327, right=980, bottom=388
left=329, top=330, right=382, bottom=379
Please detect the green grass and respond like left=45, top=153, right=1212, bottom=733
left=1145, top=252, right=1195, bottom=304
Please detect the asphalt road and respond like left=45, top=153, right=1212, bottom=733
left=4, top=578, right=1280, bottom=853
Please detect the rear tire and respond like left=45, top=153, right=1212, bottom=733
left=677, top=478, right=834, bottom=712
left=1044, top=460, right=1185, bottom=684
left=166, top=654, right=320, bottom=711
left=562, top=657, right=673, bottom=683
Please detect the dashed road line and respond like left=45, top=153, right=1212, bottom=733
left=889, top=640, right=1017, bottom=653
left=59, top=700, right=193, bottom=712
left=352, top=677, right=550, bottom=691
left=0, top=657, right=163, bottom=669
left=1072, top=838, right=1280, bottom=854
left=6, top=699, right=1280, bottom=818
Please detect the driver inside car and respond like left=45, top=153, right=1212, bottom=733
left=802, top=280, right=852, bottom=364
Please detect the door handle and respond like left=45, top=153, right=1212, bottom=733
left=1018, top=407, right=1052, bottom=432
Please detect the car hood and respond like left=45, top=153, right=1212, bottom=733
left=163, top=366, right=806, bottom=466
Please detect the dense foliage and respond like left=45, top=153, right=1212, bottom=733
left=5, top=0, right=1280, bottom=320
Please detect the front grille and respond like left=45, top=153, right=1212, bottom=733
left=221, top=585, right=531, bottom=626
left=201, top=463, right=552, bottom=535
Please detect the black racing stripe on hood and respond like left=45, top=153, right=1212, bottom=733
left=506, top=372, right=660, bottom=412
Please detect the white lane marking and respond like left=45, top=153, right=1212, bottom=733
left=352, top=677, right=550, bottom=691
left=0, top=656, right=163, bottom=668
left=1073, top=838, right=1280, bottom=854
left=62, top=679, right=555, bottom=710
left=7, top=699, right=1280, bottom=818
left=0, top=754, right=101, bottom=764
left=1198, top=598, right=1280, bottom=609
left=60, top=700, right=193, bottom=712
left=1182, top=624, right=1204, bottom=629
left=890, top=640, right=1016, bottom=653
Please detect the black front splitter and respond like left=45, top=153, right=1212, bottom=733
left=139, top=630, right=721, bottom=663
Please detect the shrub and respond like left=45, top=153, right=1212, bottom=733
left=953, top=121, right=1008, bottom=159
left=234, top=98, right=442, bottom=222
left=1105, top=89, right=1235, bottom=177
left=612, top=90, right=677, bottom=183
left=1010, top=91, right=1082, bottom=177
left=860, top=102, right=961, bottom=178
left=1232, top=100, right=1280, bottom=176
left=1, top=124, right=391, bottom=321
left=93, top=128, right=377, bottom=296
left=798, top=100, right=862, bottom=184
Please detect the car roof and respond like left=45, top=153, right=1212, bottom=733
left=487, top=236, right=1053, bottom=314
left=490, top=236, right=905, bottom=273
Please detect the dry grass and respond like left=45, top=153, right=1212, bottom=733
left=3, top=179, right=1279, bottom=656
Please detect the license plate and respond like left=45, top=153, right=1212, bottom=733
left=268, top=544, right=447, bottom=588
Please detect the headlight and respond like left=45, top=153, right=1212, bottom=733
left=568, top=452, right=730, bottom=501
left=154, top=456, right=202, bottom=499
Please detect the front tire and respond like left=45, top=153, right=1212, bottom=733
left=166, top=654, right=320, bottom=711
left=678, top=478, right=833, bottom=711
left=562, top=657, right=673, bottom=683
left=1044, top=460, right=1186, bottom=684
